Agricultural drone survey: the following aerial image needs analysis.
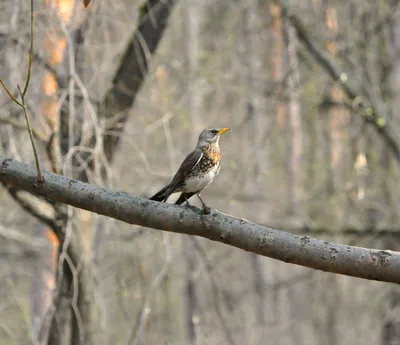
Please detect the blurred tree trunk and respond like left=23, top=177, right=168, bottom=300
left=322, top=8, right=344, bottom=343
left=185, top=1, right=203, bottom=343
left=185, top=238, right=198, bottom=344
left=245, top=0, right=268, bottom=188
left=269, top=3, right=285, bottom=128
left=34, top=1, right=79, bottom=344
left=268, top=3, right=285, bottom=325
left=284, top=17, right=303, bottom=216
left=75, top=1, right=177, bottom=342
left=244, top=2, right=268, bottom=343
left=382, top=290, right=400, bottom=345
left=325, top=275, right=339, bottom=345
left=186, top=0, right=202, bottom=132
left=388, top=1, right=400, bottom=219
left=30, top=228, right=59, bottom=345
left=42, top=1, right=99, bottom=343
left=325, top=4, right=350, bottom=228
left=382, top=4, right=400, bottom=344
left=15, top=0, right=178, bottom=344
left=250, top=253, right=265, bottom=342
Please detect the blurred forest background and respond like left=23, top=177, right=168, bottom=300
left=1, top=0, right=400, bottom=344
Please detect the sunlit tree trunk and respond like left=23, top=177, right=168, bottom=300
left=388, top=0, right=400, bottom=214
left=325, top=4, right=350, bottom=228
left=284, top=17, right=303, bottom=216
left=244, top=2, right=268, bottom=343
left=245, top=0, right=268, bottom=190
left=186, top=0, right=202, bottom=132
left=267, top=1, right=286, bottom=327
left=185, top=2, right=207, bottom=341
left=269, top=3, right=285, bottom=128
left=32, top=1, right=80, bottom=344
left=185, top=2, right=203, bottom=343
left=30, top=228, right=59, bottom=345
left=320, top=6, right=343, bottom=344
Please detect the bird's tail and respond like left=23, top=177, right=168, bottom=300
left=149, top=185, right=172, bottom=202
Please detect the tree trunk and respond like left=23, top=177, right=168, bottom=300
left=269, top=3, right=286, bottom=129
left=185, top=1, right=203, bottom=342
left=382, top=4, right=400, bottom=343
left=284, top=16, right=303, bottom=216
left=30, top=228, right=59, bottom=345
left=325, top=5, right=350, bottom=228
left=186, top=0, right=202, bottom=132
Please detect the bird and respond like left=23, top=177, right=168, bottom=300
left=150, top=127, right=230, bottom=214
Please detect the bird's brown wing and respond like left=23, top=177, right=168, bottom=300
left=150, top=148, right=202, bottom=202
left=169, top=148, right=203, bottom=189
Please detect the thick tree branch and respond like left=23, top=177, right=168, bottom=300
left=289, top=227, right=400, bottom=239
left=1, top=156, right=400, bottom=284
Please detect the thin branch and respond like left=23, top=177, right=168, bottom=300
left=0, top=0, right=43, bottom=183
left=1, top=181, right=58, bottom=231
left=0, top=79, right=23, bottom=107
left=280, top=2, right=400, bottom=163
left=22, top=0, right=34, bottom=97
left=17, top=85, right=44, bottom=183
left=1, top=156, right=400, bottom=284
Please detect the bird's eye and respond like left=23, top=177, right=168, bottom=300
left=211, top=130, right=218, bottom=134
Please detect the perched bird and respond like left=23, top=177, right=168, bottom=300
left=150, top=127, right=230, bottom=214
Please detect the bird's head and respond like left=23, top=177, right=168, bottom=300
left=197, top=127, right=230, bottom=147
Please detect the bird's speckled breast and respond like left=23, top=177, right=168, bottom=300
left=188, top=144, right=220, bottom=178
left=183, top=144, right=221, bottom=192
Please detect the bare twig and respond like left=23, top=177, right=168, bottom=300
left=279, top=1, right=400, bottom=163
left=0, top=79, right=23, bottom=107
left=17, top=85, right=44, bottom=183
left=22, top=0, right=34, bottom=98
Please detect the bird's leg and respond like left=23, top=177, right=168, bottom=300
left=183, top=194, right=198, bottom=212
left=197, top=194, right=211, bottom=215
left=184, top=194, right=192, bottom=206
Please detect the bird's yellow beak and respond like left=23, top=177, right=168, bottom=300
left=218, top=128, right=230, bottom=135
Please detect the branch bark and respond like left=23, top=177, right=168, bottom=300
left=1, top=155, right=400, bottom=284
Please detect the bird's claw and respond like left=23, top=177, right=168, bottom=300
left=184, top=203, right=211, bottom=215
left=185, top=204, right=198, bottom=211
left=202, top=205, right=211, bottom=215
